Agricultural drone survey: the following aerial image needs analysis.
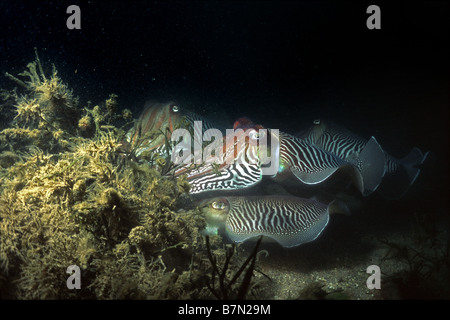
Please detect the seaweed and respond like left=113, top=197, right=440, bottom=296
left=204, top=235, right=265, bottom=300
left=0, top=50, right=212, bottom=299
left=1, top=48, right=79, bottom=154
left=378, top=212, right=450, bottom=299
left=0, top=49, right=278, bottom=300
left=0, top=131, right=208, bottom=298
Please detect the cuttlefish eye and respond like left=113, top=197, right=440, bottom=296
left=211, top=200, right=226, bottom=210
left=172, top=105, right=180, bottom=113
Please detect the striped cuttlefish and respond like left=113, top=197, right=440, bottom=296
left=299, top=119, right=429, bottom=199
left=199, top=195, right=349, bottom=248
left=121, top=100, right=215, bottom=160
left=174, top=117, right=279, bottom=193
left=193, top=118, right=429, bottom=248
left=123, top=102, right=429, bottom=248
left=182, top=117, right=429, bottom=199
left=178, top=117, right=368, bottom=196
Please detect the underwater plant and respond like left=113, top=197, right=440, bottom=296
left=204, top=235, right=271, bottom=300
left=0, top=50, right=245, bottom=300
left=378, top=212, right=450, bottom=299
left=1, top=48, right=79, bottom=155
left=0, top=124, right=216, bottom=298
left=0, top=49, right=281, bottom=300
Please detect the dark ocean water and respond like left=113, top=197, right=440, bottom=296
left=0, top=0, right=448, bottom=300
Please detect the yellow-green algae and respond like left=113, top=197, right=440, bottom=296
left=0, top=50, right=270, bottom=299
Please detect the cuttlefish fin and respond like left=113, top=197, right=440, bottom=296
left=378, top=148, right=429, bottom=199
left=357, top=136, right=386, bottom=196
left=398, top=148, right=429, bottom=188
left=399, top=147, right=429, bottom=167
left=289, top=166, right=340, bottom=185
left=290, top=163, right=365, bottom=195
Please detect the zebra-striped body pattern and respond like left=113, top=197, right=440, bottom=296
left=200, top=195, right=337, bottom=247
left=177, top=126, right=266, bottom=194
left=187, top=163, right=262, bottom=194
left=299, top=119, right=387, bottom=194
left=302, top=120, right=367, bottom=164
left=279, top=131, right=347, bottom=175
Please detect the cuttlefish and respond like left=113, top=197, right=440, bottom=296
left=199, top=195, right=349, bottom=248
left=179, top=117, right=366, bottom=195
left=121, top=100, right=215, bottom=159
left=174, top=118, right=267, bottom=194
left=300, top=119, right=429, bottom=198
left=181, top=117, right=427, bottom=199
